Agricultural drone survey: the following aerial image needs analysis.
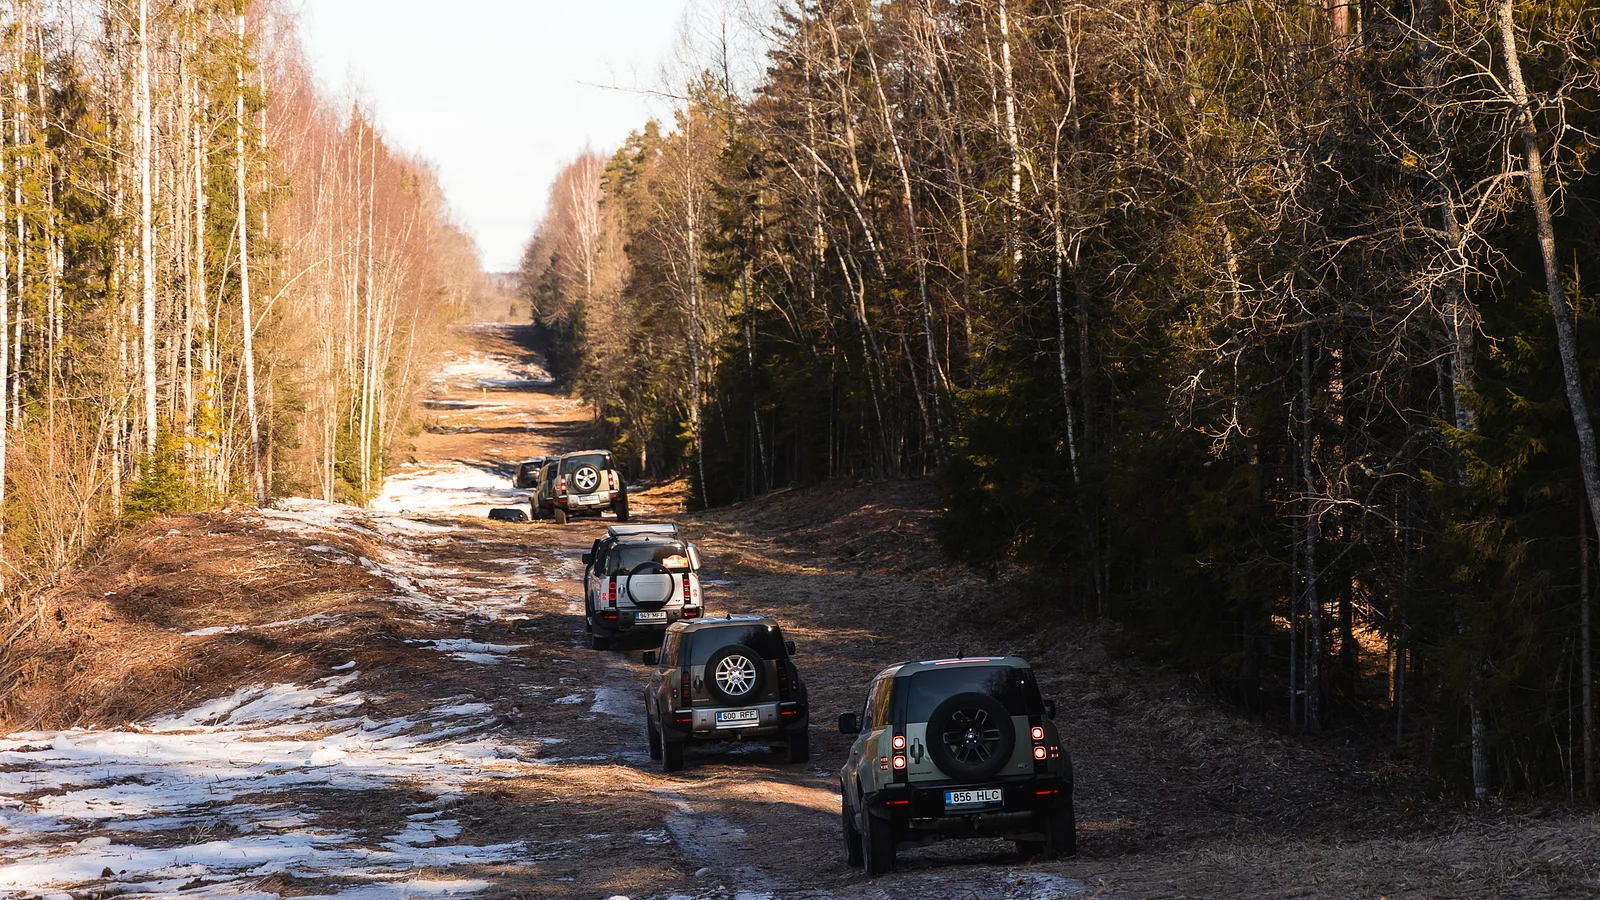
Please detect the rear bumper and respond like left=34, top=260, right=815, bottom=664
left=558, top=491, right=614, bottom=508
left=594, top=605, right=700, bottom=635
left=865, top=775, right=1070, bottom=829
left=661, top=700, right=807, bottom=742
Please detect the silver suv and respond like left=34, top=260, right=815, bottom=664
left=836, top=656, right=1073, bottom=875
left=582, top=524, right=704, bottom=650
left=532, top=450, right=628, bottom=524
left=640, top=616, right=810, bottom=772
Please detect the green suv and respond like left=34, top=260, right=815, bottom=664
left=836, top=656, right=1073, bottom=875
left=640, top=616, right=810, bottom=772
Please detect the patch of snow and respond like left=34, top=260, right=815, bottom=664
left=182, top=613, right=339, bottom=637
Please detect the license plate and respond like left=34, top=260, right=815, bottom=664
left=634, top=610, right=667, bottom=622
left=716, top=708, right=760, bottom=727
left=944, top=788, right=1003, bottom=808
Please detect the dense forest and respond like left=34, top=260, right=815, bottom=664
left=521, top=0, right=1600, bottom=798
left=0, top=4, right=475, bottom=594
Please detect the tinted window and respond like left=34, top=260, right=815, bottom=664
left=867, top=676, right=894, bottom=729
left=562, top=453, right=611, bottom=474
left=904, top=665, right=1041, bottom=721
left=607, top=541, right=692, bottom=575
left=660, top=631, right=682, bottom=667
left=688, top=624, right=785, bottom=664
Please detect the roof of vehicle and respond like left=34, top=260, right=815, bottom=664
left=518, top=457, right=546, bottom=466
left=607, top=523, right=678, bottom=539
left=667, top=614, right=780, bottom=635
left=559, top=449, right=612, bottom=459
left=874, top=655, right=1031, bottom=681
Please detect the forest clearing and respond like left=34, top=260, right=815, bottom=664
left=3, top=0, right=1600, bottom=896
left=0, top=327, right=1594, bottom=898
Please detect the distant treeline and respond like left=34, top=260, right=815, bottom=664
left=520, top=0, right=1600, bottom=799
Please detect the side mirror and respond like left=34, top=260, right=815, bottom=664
left=641, top=650, right=659, bottom=666
left=1043, top=699, right=1057, bottom=719
left=837, top=712, right=861, bottom=735
left=688, top=543, right=702, bottom=571
left=582, top=552, right=593, bottom=566
left=784, top=640, right=797, bottom=657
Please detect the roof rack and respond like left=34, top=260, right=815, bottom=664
left=606, top=523, right=679, bottom=539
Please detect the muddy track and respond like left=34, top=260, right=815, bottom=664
left=2, top=325, right=1596, bottom=899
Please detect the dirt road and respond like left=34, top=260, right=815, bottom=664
left=1, top=325, right=1595, bottom=899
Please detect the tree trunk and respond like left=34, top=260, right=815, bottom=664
left=236, top=14, right=264, bottom=504
left=1494, top=0, right=1600, bottom=553
left=139, top=0, right=158, bottom=457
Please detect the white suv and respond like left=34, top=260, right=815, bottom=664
left=582, top=524, right=705, bottom=650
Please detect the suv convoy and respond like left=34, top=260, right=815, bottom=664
left=531, top=450, right=628, bottom=524
left=582, top=524, right=704, bottom=650
left=640, top=616, right=810, bottom=771
left=837, top=656, right=1073, bottom=876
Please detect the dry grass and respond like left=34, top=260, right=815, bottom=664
left=0, top=507, right=400, bottom=731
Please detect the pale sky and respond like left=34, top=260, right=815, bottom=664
left=298, top=0, right=694, bottom=272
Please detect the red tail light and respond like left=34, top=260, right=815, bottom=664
left=683, top=607, right=701, bottom=619
left=608, top=471, right=618, bottom=491
left=607, top=578, right=617, bottom=606
left=1031, top=726, right=1045, bottom=741
left=892, top=755, right=907, bottom=770
left=557, top=476, right=567, bottom=492
left=892, top=735, right=906, bottom=751
left=1033, top=745, right=1048, bottom=760
left=680, top=670, right=691, bottom=704
left=683, top=575, right=692, bottom=603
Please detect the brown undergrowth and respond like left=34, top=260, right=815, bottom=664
left=0, top=506, right=398, bottom=731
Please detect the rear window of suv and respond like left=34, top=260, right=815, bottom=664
left=688, top=624, right=785, bottom=664
left=562, top=453, right=612, bottom=474
left=606, top=541, right=693, bottom=574
left=902, top=665, right=1043, bottom=721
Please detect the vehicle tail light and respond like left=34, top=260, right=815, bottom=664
left=892, top=755, right=907, bottom=770
left=891, top=735, right=906, bottom=751
left=680, top=670, right=691, bottom=705
left=673, top=710, right=692, bottom=728
left=683, top=607, right=701, bottom=619
left=776, top=658, right=791, bottom=699
left=608, top=471, right=618, bottom=491
left=607, top=578, right=617, bottom=607
left=683, top=575, right=692, bottom=603
left=878, top=756, right=890, bottom=771
left=1033, top=745, right=1048, bottom=760
left=1031, top=726, right=1044, bottom=741
left=1036, top=789, right=1058, bottom=796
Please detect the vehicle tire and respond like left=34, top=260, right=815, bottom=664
left=529, top=500, right=543, bottom=521
left=1047, top=798, right=1077, bottom=859
left=591, top=632, right=611, bottom=651
left=703, top=644, right=767, bottom=706
left=553, top=507, right=568, bottom=525
left=613, top=493, right=630, bottom=522
left=785, top=725, right=810, bottom=764
left=862, top=809, right=895, bottom=877
left=647, top=719, right=663, bottom=761
left=662, top=736, right=684, bottom=772
left=841, top=790, right=864, bottom=868
left=926, top=691, right=1016, bottom=781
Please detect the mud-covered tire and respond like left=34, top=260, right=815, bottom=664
left=862, top=809, right=895, bottom=876
left=591, top=632, right=611, bottom=651
left=926, top=691, right=1016, bottom=781
left=662, top=736, right=684, bottom=772
left=529, top=501, right=544, bottom=520
left=785, top=725, right=810, bottom=764
left=647, top=719, right=663, bottom=760
left=703, top=644, right=766, bottom=705
left=612, top=493, right=630, bottom=522
left=841, top=790, right=864, bottom=867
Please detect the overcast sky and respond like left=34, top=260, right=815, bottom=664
left=298, top=0, right=695, bottom=272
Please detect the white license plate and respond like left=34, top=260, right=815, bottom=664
left=944, top=788, right=1003, bottom=808
left=716, top=708, right=760, bottom=727
left=634, top=610, right=667, bottom=622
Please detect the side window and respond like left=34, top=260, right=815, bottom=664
left=866, top=676, right=894, bottom=729
left=661, top=632, right=681, bottom=667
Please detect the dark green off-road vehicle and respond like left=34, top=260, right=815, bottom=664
left=640, top=616, right=810, bottom=772
left=837, top=655, right=1073, bottom=876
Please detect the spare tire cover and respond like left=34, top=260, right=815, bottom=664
left=925, top=691, right=1016, bottom=780
left=626, top=561, right=675, bottom=609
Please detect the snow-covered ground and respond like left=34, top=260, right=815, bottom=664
left=370, top=462, right=526, bottom=517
